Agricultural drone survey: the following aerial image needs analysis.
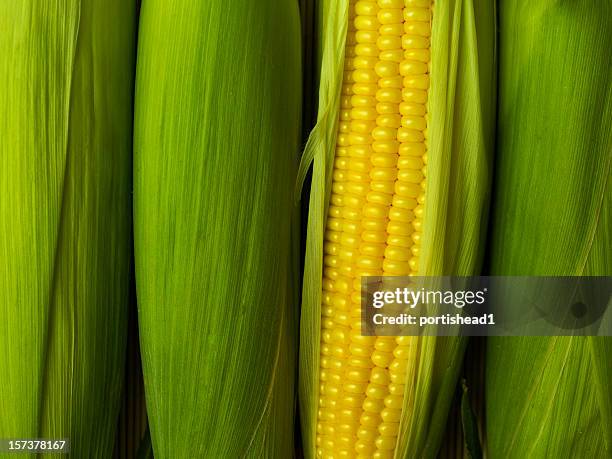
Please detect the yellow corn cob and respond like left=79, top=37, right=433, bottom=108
left=316, top=1, right=432, bottom=457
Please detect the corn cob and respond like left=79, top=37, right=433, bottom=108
left=0, top=1, right=137, bottom=457
left=487, top=1, right=612, bottom=457
left=133, top=1, right=302, bottom=457
left=299, top=0, right=496, bottom=457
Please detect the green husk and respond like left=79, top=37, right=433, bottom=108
left=486, top=1, right=612, bottom=457
left=133, top=1, right=302, bottom=458
left=0, top=1, right=136, bottom=457
left=297, top=1, right=496, bottom=457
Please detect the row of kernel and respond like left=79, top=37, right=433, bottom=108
left=316, top=3, right=359, bottom=457
left=374, top=2, right=433, bottom=455
left=354, top=0, right=406, bottom=457
left=332, top=1, right=384, bottom=457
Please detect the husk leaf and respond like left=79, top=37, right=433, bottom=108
left=133, top=1, right=302, bottom=457
left=0, top=1, right=137, bottom=457
left=487, top=1, right=612, bottom=457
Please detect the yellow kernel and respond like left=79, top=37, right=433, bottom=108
left=360, top=242, right=386, bottom=258
left=370, top=167, right=397, bottom=181
left=378, top=0, right=404, bottom=8
left=354, top=56, right=377, bottom=70
left=384, top=394, right=404, bottom=410
left=363, top=398, right=385, bottom=413
left=380, top=407, right=401, bottom=423
left=353, top=69, right=378, bottom=85
left=398, top=156, right=424, bottom=169
left=342, top=393, right=366, bottom=407
left=355, top=1, right=380, bottom=16
left=377, top=113, right=401, bottom=128
left=388, top=207, right=414, bottom=222
left=403, top=7, right=431, bottom=22
left=404, top=20, right=431, bottom=37
left=355, top=441, right=376, bottom=455
left=397, top=127, right=425, bottom=143
left=375, top=61, right=399, bottom=78
left=398, top=142, right=426, bottom=157
left=379, top=77, right=403, bottom=91
left=387, top=220, right=411, bottom=236
left=406, top=0, right=432, bottom=6
left=351, top=94, right=377, bottom=107
left=342, top=193, right=366, bottom=209
left=395, top=181, right=421, bottom=198
left=373, top=450, right=394, bottom=459
left=402, top=87, right=428, bottom=104
left=344, top=381, right=368, bottom=394
left=322, top=381, right=341, bottom=397
left=404, top=48, right=430, bottom=63
left=383, top=259, right=410, bottom=274
left=346, top=181, right=368, bottom=195
left=391, top=195, right=418, bottom=211
left=357, top=426, right=378, bottom=441
left=374, top=338, right=395, bottom=352
left=371, top=350, right=393, bottom=367
left=403, top=74, right=430, bottom=90
left=355, top=16, right=380, bottom=31
left=339, top=120, right=352, bottom=133
left=377, top=8, right=403, bottom=24
left=376, top=88, right=402, bottom=104
left=376, top=102, right=399, bottom=114
left=372, top=126, right=396, bottom=140
left=379, top=422, right=400, bottom=436
left=375, top=434, right=397, bottom=450
left=377, top=35, right=402, bottom=50
left=384, top=246, right=410, bottom=261
left=388, top=382, right=405, bottom=396
left=398, top=168, right=424, bottom=183
left=401, top=115, right=427, bottom=131
left=342, top=220, right=361, bottom=234
left=370, top=180, right=395, bottom=194
left=337, top=421, right=359, bottom=435
left=353, top=86, right=379, bottom=101
left=390, top=358, right=409, bottom=375
left=372, top=141, right=399, bottom=155
left=399, top=101, right=426, bottom=116
left=362, top=218, right=388, bottom=232
left=362, top=229, right=388, bottom=244
left=379, top=48, right=403, bottom=62
left=330, top=194, right=344, bottom=206
left=355, top=43, right=378, bottom=57
left=363, top=203, right=388, bottom=219
left=356, top=30, right=379, bottom=44
left=367, top=190, right=394, bottom=205
left=348, top=145, right=372, bottom=160
left=350, top=356, right=376, bottom=369
left=400, top=60, right=428, bottom=76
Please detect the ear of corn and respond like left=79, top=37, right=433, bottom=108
left=487, top=1, right=612, bottom=457
left=133, top=1, right=302, bottom=457
left=298, top=0, right=496, bottom=457
left=0, top=1, right=136, bottom=457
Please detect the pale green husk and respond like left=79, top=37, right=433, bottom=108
left=133, top=1, right=302, bottom=458
left=487, top=1, right=612, bottom=457
left=0, top=1, right=137, bottom=457
left=297, top=1, right=496, bottom=457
